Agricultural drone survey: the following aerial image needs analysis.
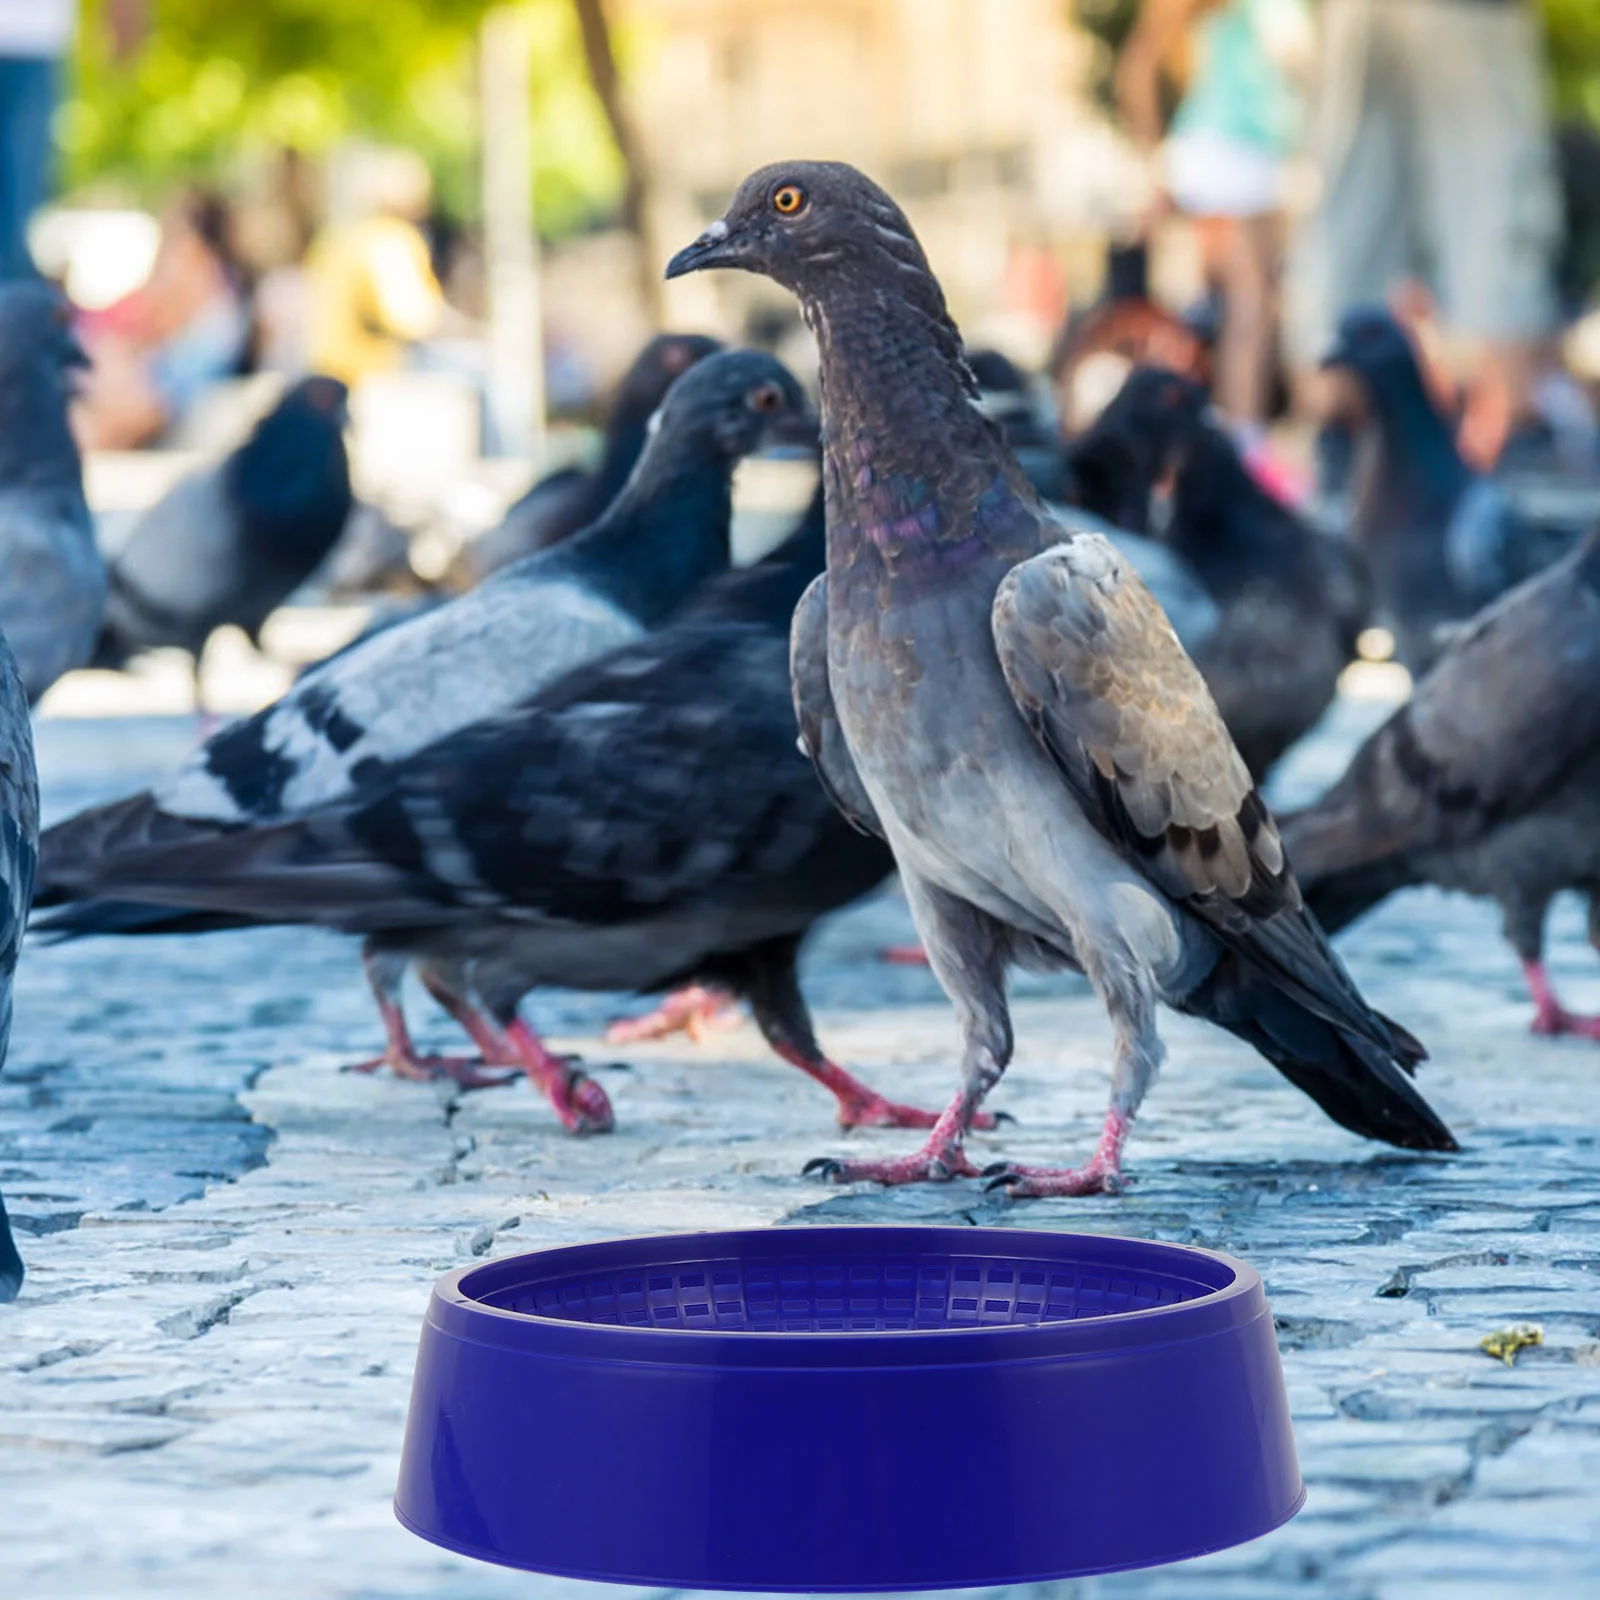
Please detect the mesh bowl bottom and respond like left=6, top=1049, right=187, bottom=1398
left=476, top=1246, right=1225, bottom=1333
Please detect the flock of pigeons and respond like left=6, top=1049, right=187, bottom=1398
left=2, top=160, right=1598, bottom=1294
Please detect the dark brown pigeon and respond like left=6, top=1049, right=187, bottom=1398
left=456, top=332, right=723, bottom=582
left=667, top=161, right=1454, bottom=1195
left=1282, top=528, right=1600, bottom=1040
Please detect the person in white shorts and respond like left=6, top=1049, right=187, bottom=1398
left=1287, top=0, right=1562, bottom=465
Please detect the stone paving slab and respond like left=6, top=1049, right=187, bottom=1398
left=2, top=702, right=1600, bottom=1598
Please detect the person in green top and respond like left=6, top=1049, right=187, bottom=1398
left=1118, top=0, right=1312, bottom=449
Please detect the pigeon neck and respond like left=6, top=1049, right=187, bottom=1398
left=570, top=445, right=733, bottom=626
left=802, top=279, right=1025, bottom=562
left=592, top=405, right=653, bottom=505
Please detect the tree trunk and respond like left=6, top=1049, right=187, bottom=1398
left=571, top=0, right=661, bottom=321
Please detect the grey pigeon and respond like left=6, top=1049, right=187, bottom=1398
left=1323, top=306, right=1582, bottom=674
left=0, top=625, right=39, bottom=1300
left=1282, top=528, right=1600, bottom=1041
left=38, top=493, right=972, bottom=1139
left=97, top=376, right=353, bottom=702
left=0, top=282, right=105, bottom=704
left=456, top=332, right=723, bottom=582
left=35, top=350, right=813, bottom=1079
left=668, top=161, right=1454, bottom=1193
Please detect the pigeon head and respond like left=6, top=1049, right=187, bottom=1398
left=645, top=347, right=815, bottom=463
left=1095, top=366, right=1209, bottom=461
left=1069, top=366, right=1208, bottom=534
left=0, top=282, right=88, bottom=486
left=1320, top=306, right=1427, bottom=392
left=665, top=161, right=936, bottom=301
left=227, top=374, right=353, bottom=563
left=613, top=332, right=723, bottom=424
left=280, top=374, right=351, bottom=427
left=0, top=281, right=87, bottom=389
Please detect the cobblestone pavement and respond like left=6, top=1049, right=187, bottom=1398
left=3, top=693, right=1599, bottom=1600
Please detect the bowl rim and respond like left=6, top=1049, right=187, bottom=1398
left=427, top=1225, right=1265, bottom=1366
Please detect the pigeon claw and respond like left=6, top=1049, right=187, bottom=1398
left=343, top=1050, right=518, bottom=1091
left=552, top=1064, right=616, bottom=1136
left=983, top=1160, right=1126, bottom=1200
left=804, top=1157, right=846, bottom=1181
left=801, top=1146, right=981, bottom=1185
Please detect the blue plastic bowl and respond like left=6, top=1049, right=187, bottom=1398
left=395, top=1226, right=1302, bottom=1590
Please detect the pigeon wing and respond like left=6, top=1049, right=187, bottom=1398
left=991, top=535, right=1398, bottom=1051
left=790, top=574, right=884, bottom=839
left=1288, top=531, right=1600, bottom=877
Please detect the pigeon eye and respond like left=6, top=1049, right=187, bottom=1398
left=771, top=183, right=807, bottom=217
left=749, top=383, right=784, bottom=414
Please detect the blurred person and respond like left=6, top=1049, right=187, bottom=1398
left=1288, top=0, right=1563, bottom=470
left=304, top=149, right=442, bottom=388
left=1117, top=0, right=1312, bottom=457
left=73, top=188, right=252, bottom=450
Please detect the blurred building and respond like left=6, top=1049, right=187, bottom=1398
left=618, top=0, right=1137, bottom=364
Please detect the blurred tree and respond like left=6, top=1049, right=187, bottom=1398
left=63, top=0, right=627, bottom=238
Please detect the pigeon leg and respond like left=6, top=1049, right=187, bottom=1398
left=740, top=936, right=993, bottom=1131
left=346, top=947, right=515, bottom=1088
left=806, top=883, right=1008, bottom=1182
left=985, top=964, right=1161, bottom=1198
left=418, top=969, right=615, bottom=1134
left=1523, top=959, right=1600, bottom=1041
left=605, top=985, right=743, bottom=1044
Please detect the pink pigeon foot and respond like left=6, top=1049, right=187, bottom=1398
left=500, top=1018, right=616, bottom=1134
left=605, top=985, right=742, bottom=1044
left=347, top=985, right=517, bottom=1088
left=344, top=1047, right=516, bottom=1090
left=984, top=1111, right=1131, bottom=1199
left=771, top=1043, right=1005, bottom=1131
left=1524, top=960, right=1600, bottom=1041
left=420, top=976, right=615, bottom=1133
left=804, top=1097, right=981, bottom=1183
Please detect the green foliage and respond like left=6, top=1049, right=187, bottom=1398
left=63, top=0, right=626, bottom=236
left=1541, top=0, right=1600, bottom=131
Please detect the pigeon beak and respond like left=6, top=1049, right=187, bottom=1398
left=764, top=402, right=821, bottom=453
left=664, top=218, right=744, bottom=280
left=1319, top=340, right=1352, bottom=372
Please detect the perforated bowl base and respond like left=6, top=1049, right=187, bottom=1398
left=478, top=1247, right=1216, bottom=1332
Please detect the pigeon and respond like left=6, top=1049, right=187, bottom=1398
left=966, top=348, right=1071, bottom=502
left=1068, top=367, right=1348, bottom=780
left=0, top=281, right=106, bottom=705
left=42, top=492, right=982, bottom=1138
left=1065, top=363, right=1208, bottom=538
left=1281, top=529, right=1600, bottom=1040
left=96, top=376, right=353, bottom=702
left=456, top=332, right=723, bottom=582
left=1322, top=306, right=1582, bottom=673
left=0, top=624, right=39, bottom=1300
left=35, top=351, right=815, bottom=1074
left=666, top=161, right=1454, bottom=1193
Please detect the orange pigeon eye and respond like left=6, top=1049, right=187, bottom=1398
left=772, top=183, right=806, bottom=217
